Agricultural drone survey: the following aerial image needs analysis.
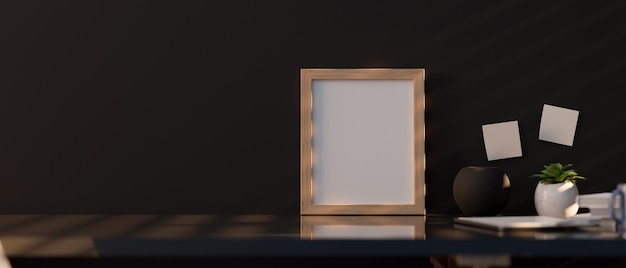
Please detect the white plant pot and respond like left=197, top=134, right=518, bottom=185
left=534, top=182, right=579, bottom=218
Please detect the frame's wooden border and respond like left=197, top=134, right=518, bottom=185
left=300, top=68, right=425, bottom=215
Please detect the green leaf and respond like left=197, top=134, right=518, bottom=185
left=542, top=169, right=558, bottom=177
left=562, top=170, right=577, bottom=177
left=563, top=163, right=573, bottom=169
left=531, top=174, right=547, bottom=179
left=532, top=162, right=587, bottom=184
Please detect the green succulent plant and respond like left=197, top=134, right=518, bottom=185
left=530, top=163, right=587, bottom=184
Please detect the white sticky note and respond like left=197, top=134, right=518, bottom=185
left=482, top=120, right=523, bottom=161
left=538, top=104, right=579, bottom=146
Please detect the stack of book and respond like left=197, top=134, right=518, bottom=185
left=576, top=192, right=618, bottom=232
left=576, top=192, right=618, bottom=218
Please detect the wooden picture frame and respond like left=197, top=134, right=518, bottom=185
left=300, top=68, right=425, bottom=215
left=300, top=216, right=426, bottom=240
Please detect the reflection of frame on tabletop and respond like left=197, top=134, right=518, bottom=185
left=300, top=215, right=426, bottom=240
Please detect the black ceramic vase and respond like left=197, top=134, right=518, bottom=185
left=452, top=166, right=511, bottom=216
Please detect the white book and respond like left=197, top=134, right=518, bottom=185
left=454, top=215, right=600, bottom=231
left=588, top=207, right=619, bottom=218
left=576, top=192, right=618, bottom=208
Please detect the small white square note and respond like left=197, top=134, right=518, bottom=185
left=482, top=120, right=523, bottom=161
left=538, top=104, right=579, bottom=146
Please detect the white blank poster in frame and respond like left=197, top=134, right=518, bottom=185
left=300, top=68, right=425, bottom=215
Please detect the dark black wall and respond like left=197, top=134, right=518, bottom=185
left=1, top=0, right=625, bottom=215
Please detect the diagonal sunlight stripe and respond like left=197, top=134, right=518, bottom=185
left=428, top=53, right=626, bottom=182
left=444, top=22, right=626, bottom=129
left=431, top=21, right=626, bottom=149
left=507, top=41, right=626, bottom=125
left=428, top=0, right=583, bottom=71
left=0, top=241, right=12, bottom=268
left=509, top=90, right=626, bottom=175
left=403, top=0, right=526, bottom=57
left=421, top=4, right=626, bottom=164
left=442, top=0, right=626, bottom=93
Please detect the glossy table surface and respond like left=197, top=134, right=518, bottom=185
left=0, top=214, right=624, bottom=259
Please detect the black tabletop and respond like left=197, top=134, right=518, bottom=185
left=0, top=214, right=624, bottom=259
